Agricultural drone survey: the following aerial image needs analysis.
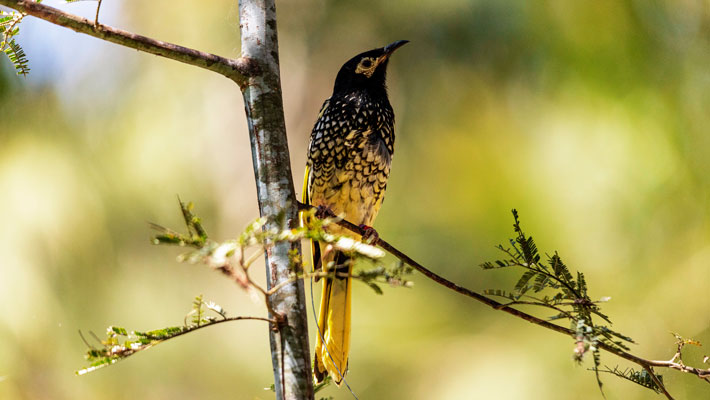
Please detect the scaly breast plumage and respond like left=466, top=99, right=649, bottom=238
left=306, top=96, right=394, bottom=223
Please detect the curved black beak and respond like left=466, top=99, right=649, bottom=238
left=383, top=40, right=409, bottom=56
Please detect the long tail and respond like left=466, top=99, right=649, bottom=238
left=314, top=251, right=352, bottom=386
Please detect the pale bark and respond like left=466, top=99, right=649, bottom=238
left=238, top=1, right=313, bottom=399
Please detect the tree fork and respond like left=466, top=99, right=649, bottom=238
left=0, top=0, right=253, bottom=82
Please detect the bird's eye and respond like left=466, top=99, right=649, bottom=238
left=360, top=59, right=373, bottom=68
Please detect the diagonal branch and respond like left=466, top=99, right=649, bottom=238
left=296, top=201, right=710, bottom=389
left=0, top=0, right=256, bottom=85
left=296, top=201, right=577, bottom=336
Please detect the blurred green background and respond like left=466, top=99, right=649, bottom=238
left=1, top=0, right=709, bottom=399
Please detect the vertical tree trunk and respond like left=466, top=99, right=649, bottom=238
left=237, top=1, right=313, bottom=399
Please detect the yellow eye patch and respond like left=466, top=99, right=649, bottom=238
left=355, top=57, right=378, bottom=77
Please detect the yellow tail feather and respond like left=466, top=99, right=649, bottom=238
left=304, top=165, right=352, bottom=385
left=314, top=254, right=352, bottom=386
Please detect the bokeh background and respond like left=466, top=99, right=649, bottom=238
left=1, top=0, right=709, bottom=399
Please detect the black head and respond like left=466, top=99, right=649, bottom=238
left=332, top=40, right=408, bottom=96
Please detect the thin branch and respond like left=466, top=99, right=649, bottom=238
left=143, top=314, right=275, bottom=345
left=297, top=201, right=575, bottom=334
left=94, top=0, right=102, bottom=25
left=296, top=201, right=710, bottom=383
left=243, top=248, right=265, bottom=270
left=212, top=261, right=279, bottom=317
left=647, top=359, right=710, bottom=378
left=149, top=315, right=276, bottom=340
left=492, top=299, right=574, bottom=319
left=0, top=0, right=255, bottom=84
left=76, top=314, right=276, bottom=376
left=266, top=269, right=374, bottom=296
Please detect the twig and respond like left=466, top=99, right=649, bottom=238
left=243, top=249, right=265, bottom=270
left=267, top=270, right=357, bottom=296
left=214, top=259, right=280, bottom=318
left=500, top=246, right=580, bottom=298
left=0, top=0, right=255, bottom=85
left=136, top=316, right=276, bottom=345
left=492, top=299, right=574, bottom=320
left=0, top=10, right=23, bottom=52
left=78, top=330, right=96, bottom=350
left=94, top=0, right=102, bottom=26
left=643, top=365, right=673, bottom=400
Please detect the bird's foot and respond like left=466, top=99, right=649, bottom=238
left=315, top=205, right=337, bottom=220
left=359, top=224, right=379, bottom=244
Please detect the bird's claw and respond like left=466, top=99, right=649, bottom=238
left=315, top=205, right=336, bottom=220
left=359, top=224, right=379, bottom=244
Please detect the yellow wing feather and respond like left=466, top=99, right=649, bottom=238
left=301, top=166, right=322, bottom=274
left=306, top=165, right=352, bottom=386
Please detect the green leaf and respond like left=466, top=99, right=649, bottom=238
left=550, top=254, right=575, bottom=286
left=178, top=198, right=208, bottom=242
left=191, top=294, right=205, bottom=326
left=532, top=272, right=549, bottom=292
left=0, top=16, right=14, bottom=28
left=589, top=308, right=613, bottom=325
left=514, top=270, right=537, bottom=295
left=548, top=312, right=570, bottom=321
left=3, top=39, right=30, bottom=76
left=110, top=326, right=128, bottom=336
left=480, top=259, right=516, bottom=269
left=367, top=282, right=383, bottom=295
left=483, top=289, right=517, bottom=300
left=592, top=348, right=604, bottom=397
left=137, top=326, right=186, bottom=340
left=592, top=366, right=664, bottom=395
left=577, top=272, right=588, bottom=297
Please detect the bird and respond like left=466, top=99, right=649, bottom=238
left=302, top=39, right=408, bottom=386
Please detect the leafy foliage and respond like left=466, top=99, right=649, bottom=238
left=79, top=200, right=412, bottom=375
left=3, top=39, right=29, bottom=76
left=151, top=200, right=411, bottom=296
left=592, top=365, right=664, bottom=394
left=0, top=10, right=29, bottom=76
left=481, top=210, right=638, bottom=395
left=77, top=295, right=234, bottom=375
left=355, top=262, right=414, bottom=295
left=1, top=1, right=106, bottom=76
left=151, top=197, right=208, bottom=248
